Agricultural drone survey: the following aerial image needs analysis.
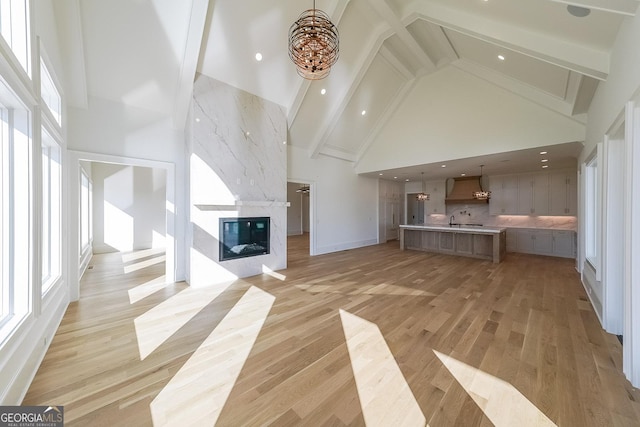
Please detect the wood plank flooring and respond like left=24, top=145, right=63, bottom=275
left=24, top=235, right=640, bottom=426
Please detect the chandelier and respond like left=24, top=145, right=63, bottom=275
left=288, top=0, right=339, bottom=80
left=473, top=165, right=491, bottom=200
left=417, top=172, right=430, bottom=201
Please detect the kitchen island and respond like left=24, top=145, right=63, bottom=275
left=400, top=224, right=507, bottom=263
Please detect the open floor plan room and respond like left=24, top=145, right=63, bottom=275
left=24, top=236, right=640, bottom=426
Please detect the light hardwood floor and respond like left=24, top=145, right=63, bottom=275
left=24, top=235, right=640, bottom=426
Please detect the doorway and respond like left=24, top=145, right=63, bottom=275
left=287, top=180, right=315, bottom=256
left=68, top=151, right=177, bottom=301
left=406, top=193, right=425, bottom=225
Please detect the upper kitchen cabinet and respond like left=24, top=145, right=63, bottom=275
left=549, top=170, right=578, bottom=215
left=489, top=170, right=575, bottom=216
left=489, top=175, right=518, bottom=215
left=425, top=180, right=446, bottom=215
left=517, top=173, right=549, bottom=215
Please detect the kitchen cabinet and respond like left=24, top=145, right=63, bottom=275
left=549, top=171, right=578, bottom=215
left=424, top=180, right=446, bottom=214
left=379, top=179, right=404, bottom=241
left=489, top=175, right=518, bottom=215
left=507, top=228, right=575, bottom=258
left=517, top=173, right=549, bottom=215
left=490, top=170, right=575, bottom=216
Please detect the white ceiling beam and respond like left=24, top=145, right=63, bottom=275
left=308, top=28, right=394, bottom=159
left=404, top=4, right=609, bottom=81
left=53, top=0, right=88, bottom=109
left=547, top=0, right=639, bottom=16
left=423, top=21, right=459, bottom=65
left=379, top=45, right=414, bottom=80
left=564, top=71, right=582, bottom=105
left=452, top=59, right=587, bottom=124
left=287, top=0, right=352, bottom=126
left=319, top=145, right=358, bottom=162
left=172, top=0, right=211, bottom=129
left=367, top=0, right=436, bottom=72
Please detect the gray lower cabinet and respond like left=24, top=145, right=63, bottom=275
left=507, top=228, right=575, bottom=258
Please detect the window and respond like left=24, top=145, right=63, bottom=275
left=41, top=128, right=60, bottom=294
left=585, top=155, right=599, bottom=267
left=40, top=58, right=61, bottom=126
left=0, top=0, right=31, bottom=75
left=0, top=77, right=31, bottom=331
left=80, top=168, right=92, bottom=253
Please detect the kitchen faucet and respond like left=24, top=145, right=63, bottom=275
left=449, top=215, right=455, bottom=226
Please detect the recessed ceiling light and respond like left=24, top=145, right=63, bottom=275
left=498, top=54, right=505, bottom=61
left=282, top=140, right=287, bottom=145
left=361, top=110, right=367, bottom=116
left=541, top=159, right=548, bottom=163
left=441, top=165, right=447, bottom=168
left=461, top=173, right=466, bottom=176
left=321, top=88, right=326, bottom=95
left=542, top=165, right=549, bottom=169
left=405, top=179, right=410, bottom=182
left=255, top=52, right=263, bottom=61
left=379, top=173, right=383, bottom=176
left=394, top=176, right=398, bottom=179
left=540, top=151, right=547, bottom=155
left=567, top=5, right=591, bottom=17
left=195, top=117, right=201, bottom=123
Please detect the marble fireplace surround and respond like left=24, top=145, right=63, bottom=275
left=188, top=75, right=288, bottom=287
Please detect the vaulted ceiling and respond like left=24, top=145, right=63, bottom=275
left=56, top=0, right=639, bottom=178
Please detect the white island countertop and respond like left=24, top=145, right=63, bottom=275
left=399, top=224, right=506, bottom=235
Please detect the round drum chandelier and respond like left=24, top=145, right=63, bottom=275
left=288, top=0, right=339, bottom=80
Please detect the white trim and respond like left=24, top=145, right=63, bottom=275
left=67, top=150, right=177, bottom=301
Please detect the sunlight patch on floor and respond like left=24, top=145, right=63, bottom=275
left=340, top=309, right=427, bottom=427
left=150, top=286, right=275, bottom=426
left=134, top=281, right=234, bottom=360
left=124, top=254, right=166, bottom=274
left=121, top=247, right=166, bottom=263
left=262, top=265, right=286, bottom=281
left=433, top=350, right=556, bottom=427
left=128, top=275, right=168, bottom=304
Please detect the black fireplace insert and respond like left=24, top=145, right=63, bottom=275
left=219, top=217, right=270, bottom=261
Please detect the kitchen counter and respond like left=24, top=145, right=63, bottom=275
left=399, top=225, right=506, bottom=263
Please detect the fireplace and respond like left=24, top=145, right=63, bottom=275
left=219, top=217, right=270, bottom=261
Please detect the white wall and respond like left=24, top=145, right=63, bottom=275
left=578, top=12, right=640, bottom=387
left=356, top=66, right=586, bottom=174
left=67, top=95, right=186, bottom=282
left=289, top=146, right=378, bottom=255
left=91, top=163, right=167, bottom=253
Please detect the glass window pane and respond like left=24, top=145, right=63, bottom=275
left=0, top=0, right=31, bottom=75
left=40, top=61, right=61, bottom=126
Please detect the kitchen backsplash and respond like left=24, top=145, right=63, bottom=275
left=422, top=203, right=577, bottom=230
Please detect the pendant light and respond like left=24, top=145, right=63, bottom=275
left=417, top=172, right=430, bottom=201
left=288, top=0, right=340, bottom=80
left=473, top=165, right=491, bottom=200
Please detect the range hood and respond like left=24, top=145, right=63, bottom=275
left=445, top=176, right=489, bottom=204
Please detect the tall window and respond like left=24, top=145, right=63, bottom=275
left=80, top=168, right=92, bottom=253
left=585, top=155, right=599, bottom=267
left=40, top=59, right=61, bottom=126
left=0, top=81, right=31, bottom=330
left=41, top=129, right=60, bottom=294
left=0, top=0, right=31, bottom=75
